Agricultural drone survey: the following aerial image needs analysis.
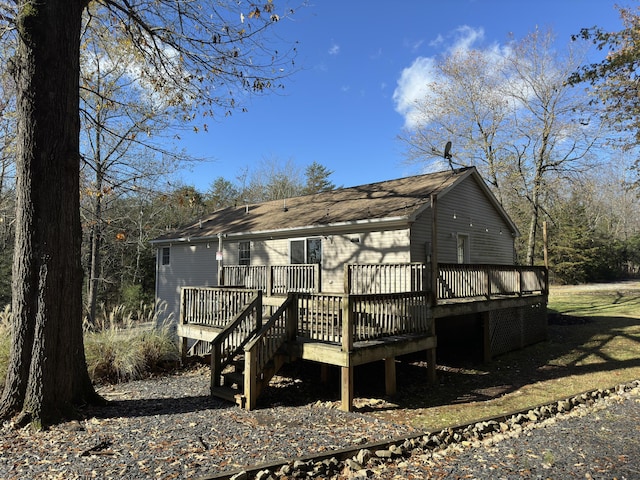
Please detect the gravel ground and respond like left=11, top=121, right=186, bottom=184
left=373, top=385, right=640, bottom=479
left=0, top=366, right=419, bottom=480
left=2, top=365, right=639, bottom=479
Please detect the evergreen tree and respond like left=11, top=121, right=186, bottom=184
left=302, top=161, right=336, bottom=195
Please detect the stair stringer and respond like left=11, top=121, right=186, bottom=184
left=242, top=294, right=297, bottom=410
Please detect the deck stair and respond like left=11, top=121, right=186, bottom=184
left=211, top=355, right=246, bottom=405
left=210, top=293, right=297, bottom=409
left=212, top=351, right=290, bottom=408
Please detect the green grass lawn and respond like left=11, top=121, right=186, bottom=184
left=370, top=282, right=640, bottom=431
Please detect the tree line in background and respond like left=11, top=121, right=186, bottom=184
left=0, top=17, right=639, bottom=318
left=0, top=155, right=336, bottom=312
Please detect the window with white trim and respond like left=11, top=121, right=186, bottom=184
left=457, top=234, right=470, bottom=264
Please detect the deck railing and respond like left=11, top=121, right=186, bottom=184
left=296, top=293, right=344, bottom=343
left=293, top=291, right=432, bottom=346
left=210, top=291, right=263, bottom=391
left=221, top=265, right=268, bottom=291
left=346, top=263, right=429, bottom=294
left=437, top=264, right=548, bottom=300
left=350, top=292, right=431, bottom=341
left=221, top=264, right=319, bottom=295
left=181, top=287, right=257, bottom=328
left=243, top=295, right=296, bottom=409
left=184, top=264, right=546, bottom=330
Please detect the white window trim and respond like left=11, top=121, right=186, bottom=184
left=456, top=233, right=470, bottom=264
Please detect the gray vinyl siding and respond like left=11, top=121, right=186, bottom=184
left=435, top=175, right=514, bottom=264
left=409, top=209, right=433, bottom=263
left=155, top=243, right=217, bottom=323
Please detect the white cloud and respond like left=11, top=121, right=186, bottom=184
left=328, top=43, right=340, bottom=55
left=393, top=26, right=514, bottom=129
left=449, top=25, right=485, bottom=55
left=392, top=56, right=439, bottom=129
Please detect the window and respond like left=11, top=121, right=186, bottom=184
left=239, top=241, right=251, bottom=266
left=290, top=237, right=322, bottom=264
left=290, top=239, right=305, bottom=264
left=457, top=234, right=469, bottom=264
left=161, top=246, right=170, bottom=266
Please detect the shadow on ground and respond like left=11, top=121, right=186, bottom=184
left=258, top=313, right=640, bottom=414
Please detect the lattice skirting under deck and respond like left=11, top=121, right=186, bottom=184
left=489, top=302, right=547, bottom=357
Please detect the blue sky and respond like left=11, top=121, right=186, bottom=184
left=177, top=0, right=626, bottom=193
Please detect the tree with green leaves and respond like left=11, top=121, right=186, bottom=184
left=548, top=192, right=605, bottom=284
left=0, top=0, right=298, bottom=428
left=206, top=177, right=240, bottom=211
left=302, top=161, right=336, bottom=195
left=569, top=5, right=640, bottom=179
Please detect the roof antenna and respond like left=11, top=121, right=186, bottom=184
left=443, top=141, right=455, bottom=173
left=283, top=198, right=288, bottom=212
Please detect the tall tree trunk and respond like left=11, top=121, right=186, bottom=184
left=86, top=165, right=104, bottom=325
left=525, top=171, right=543, bottom=266
left=0, top=0, right=99, bottom=427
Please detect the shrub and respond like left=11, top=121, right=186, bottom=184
left=1, top=302, right=179, bottom=386
left=84, top=302, right=179, bottom=384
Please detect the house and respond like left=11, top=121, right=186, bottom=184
left=151, top=167, right=547, bottom=411
left=152, top=166, right=519, bottom=319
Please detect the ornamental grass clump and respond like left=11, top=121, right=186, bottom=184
left=84, top=301, right=179, bottom=384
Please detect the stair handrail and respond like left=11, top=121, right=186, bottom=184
left=243, top=293, right=297, bottom=410
left=210, top=290, right=263, bottom=391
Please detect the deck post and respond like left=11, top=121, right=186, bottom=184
left=384, top=357, right=397, bottom=396
left=211, top=342, right=222, bottom=391
left=256, top=290, right=263, bottom=330
left=341, top=366, right=354, bottom=412
left=430, top=194, right=438, bottom=305
left=426, top=312, right=437, bottom=383
left=244, top=348, right=258, bottom=410
left=179, top=288, right=188, bottom=364
left=286, top=294, right=297, bottom=339
left=344, top=264, right=352, bottom=295
left=341, top=294, right=354, bottom=412
left=313, top=264, right=320, bottom=293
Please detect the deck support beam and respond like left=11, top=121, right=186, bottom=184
left=341, top=366, right=354, bottom=412
left=426, top=347, right=437, bottom=383
left=384, top=357, right=396, bottom=396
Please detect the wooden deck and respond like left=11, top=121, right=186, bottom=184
left=178, top=263, right=548, bottom=411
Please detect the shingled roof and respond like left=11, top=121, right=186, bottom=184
left=152, top=167, right=503, bottom=243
